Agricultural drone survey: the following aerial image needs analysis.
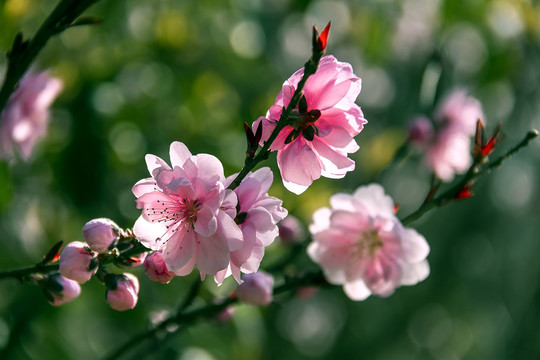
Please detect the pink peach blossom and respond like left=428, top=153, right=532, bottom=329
left=59, top=241, right=97, bottom=284
left=106, top=273, right=139, bottom=311
left=215, top=167, right=287, bottom=284
left=436, top=89, right=485, bottom=136
left=254, top=55, right=367, bottom=194
left=144, top=251, right=175, bottom=284
left=132, top=141, right=243, bottom=279
left=425, top=128, right=472, bottom=182
left=307, top=184, right=430, bottom=301
left=82, top=218, right=120, bottom=253
left=420, top=90, right=485, bottom=181
left=236, top=271, right=274, bottom=306
left=47, top=274, right=81, bottom=306
left=0, top=70, right=62, bottom=160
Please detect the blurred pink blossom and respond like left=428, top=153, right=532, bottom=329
left=254, top=55, right=367, bottom=194
left=308, top=184, right=430, bottom=301
left=47, top=274, right=81, bottom=306
left=278, top=215, right=305, bottom=245
left=106, top=273, right=139, bottom=311
left=0, top=70, right=62, bottom=160
left=436, top=89, right=485, bottom=136
left=59, top=241, right=97, bottom=284
left=82, top=218, right=120, bottom=253
left=215, top=167, right=287, bottom=284
left=144, top=251, right=175, bottom=284
left=236, top=271, right=274, bottom=306
left=420, top=90, right=485, bottom=181
left=425, top=128, right=473, bottom=181
left=132, top=142, right=243, bottom=279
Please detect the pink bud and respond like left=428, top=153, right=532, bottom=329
left=236, top=271, right=274, bottom=306
left=409, top=116, right=434, bottom=146
left=47, top=274, right=81, bottom=306
left=278, top=215, right=305, bottom=244
left=59, top=241, right=97, bottom=284
left=143, top=252, right=175, bottom=284
left=106, top=273, right=139, bottom=311
left=82, top=218, right=120, bottom=253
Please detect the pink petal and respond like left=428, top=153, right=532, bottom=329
left=163, top=230, right=196, bottom=272
left=132, top=216, right=167, bottom=250
left=400, top=260, right=430, bottom=285
left=145, top=154, right=170, bottom=175
left=169, top=141, right=192, bottom=168
left=311, top=138, right=355, bottom=179
left=195, top=233, right=230, bottom=276
left=343, top=279, right=371, bottom=301
left=194, top=205, right=217, bottom=237
left=277, top=139, right=321, bottom=195
left=401, top=228, right=430, bottom=263
left=352, top=184, right=395, bottom=218
left=217, top=211, right=244, bottom=251
left=132, top=178, right=157, bottom=198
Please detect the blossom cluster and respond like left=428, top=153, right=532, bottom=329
left=132, top=142, right=287, bottom=285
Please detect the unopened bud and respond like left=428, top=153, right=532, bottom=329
left=59, top=241, right=97, bottom=284
left=236, top=271, right=274, bottom=306
left=278, top=215, right=305, bottom=244
left=106, top=273, right=139, bottom=311
left=144, top=252, right=175, bottom=284
left=82, top=218, right=120, bottom=253
left=45, top=274, right=81, bottom=306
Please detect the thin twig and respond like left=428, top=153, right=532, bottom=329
left=0, top=0, right=101, bottom=115
left=401, top=129, right=538, bottom=225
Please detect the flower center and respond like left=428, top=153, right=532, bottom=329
left=178, top=198, right=201, bottom=227
left=357, top=229, right=383, bottom=257
left=285, top=94, right=322, bottom=144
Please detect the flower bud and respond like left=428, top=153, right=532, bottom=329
left=59, top=241, right=97, bottom=284
left=143, top=252, right=175, bottom=284
left=106, top=273, right=139, bottom=311
left=236, top=271, right=274, bottom=306
left=45, top=274, right=81, bottom=306
left=278, top=215, right=305, bottom=244
left=82, top=218, right=120, bottom=253
left=409, top=116, right=434, bottom=146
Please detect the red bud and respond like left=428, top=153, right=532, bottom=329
left=456, top=185, right=474, bottom=200
left=313, top=22, right=331, bottom=53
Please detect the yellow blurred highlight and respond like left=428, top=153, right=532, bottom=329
left=357, top=129, right=406, bottom=174
left=5, top=0, right=30, bottom=17
left=154, top=11, right=189, bottom=48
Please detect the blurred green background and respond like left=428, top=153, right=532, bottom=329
left=1, top=0, right=540, bottom=359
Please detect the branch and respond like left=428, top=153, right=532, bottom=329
left=104, top=271, right=327, bottom=359
left=401, top=129, right=538, bottom=225
left=0, top=0, right=101, bottom=116
left=227, top=41, right=325, bottom=190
